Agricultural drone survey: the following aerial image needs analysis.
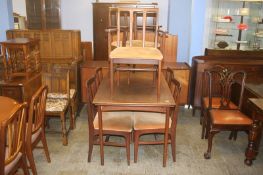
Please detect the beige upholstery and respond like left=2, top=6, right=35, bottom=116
left=109, top=47, right=163, bottom=60
left=47, top=89, right=76, bottom=99
left=203, top=97, right=238, bottom=109
left=93, top=112, right=133, bottom=132
left=210, top=109, right=253, bottom=125
left=134, top=112, right=172, bottom=130
left=111, top=40, right=160, bottom=48
left=4, top=150, right=22, bottom=175
left=45, top=98, right=68, bottom=112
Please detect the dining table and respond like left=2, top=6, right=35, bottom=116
left=0, top=96, right=18, bottom=124
left=93, top=72, right=175, bottom=167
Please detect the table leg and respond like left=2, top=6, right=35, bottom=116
left=245, top=111, right=261, bottom=166
left=157, top=61, right=161, bottom=100
left=163, top=108, right=170, bottom=167
left=98, top=106, right=104, bottom=165
left=110, top=60, right=114, bottom=96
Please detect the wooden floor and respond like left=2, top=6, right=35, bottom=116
left=26, top=106, right=263, bottom=175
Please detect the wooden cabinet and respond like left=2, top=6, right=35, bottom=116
left=26, top=0, right=61, bottom=29
left=6, top=30, right=81, bottom=61
left=0, top=73, right=42, bottom=103
left=80, top=61, right=190, bottom=105
left=190, top=55, right=263, bottom=114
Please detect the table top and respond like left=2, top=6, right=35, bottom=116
left=0, top=38, right=39, bottom=45
left=246, top=83, right=263, bottom=98
left=0, top=96, right=18, bottom=123
left=93, top=72, right=175, bottom=106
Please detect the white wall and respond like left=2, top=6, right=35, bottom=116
left=12, top=0, right=26, bottom=17
left=0, top=0, right=14, bottom=41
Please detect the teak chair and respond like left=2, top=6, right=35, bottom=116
left=201, top=65, right=238, bottom=139
left=0, top=103, right=29, bottom=175
left=43, top=70, right=73, bottom=145
left=133, top=78, right=181, bottom=163
left=86, top=76, right=133, bottom=165
left=203, top=69, right=253, bottom=159
left=26, top=85, right=51, bottom=175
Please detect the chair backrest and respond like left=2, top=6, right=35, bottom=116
left=165, top=67, right=174, bottom=88
left=0, top=103, right=27, bottom=174
left=26, top=85, right=48, bottom=144
left=42, top=69, right=70, bottom=99
left=203, top=65, right=246, bottom=110
left=95, top=67, right=103, bottom=87
left=169, top=78, right=181, bottom=131
left=86, top=76, right=98, bottom=131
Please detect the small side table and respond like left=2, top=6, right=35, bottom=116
left=245, top=98, right=263, bottom=165
left=0, top=38, right=40, bottom=81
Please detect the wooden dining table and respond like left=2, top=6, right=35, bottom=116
left=93, top=72, right=175, bottom=167
left=0, top=96, right=18, bottom=123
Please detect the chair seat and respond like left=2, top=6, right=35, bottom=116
left=47, top=89, right=76, bottom=99
left=109, top=47, right=163, bottom=60
left=134, top=112, right=172, bottom=130
left=210, top=109, right=253, bottom=125
left=93, top=112, right=133, bottom=132
left=203, top=97, right=238, bottom=109
left=5, top=149, right=22, bottom=175
left=111, top=40, right=160, bottom=48
left=45, top=98, right=68, bottom=112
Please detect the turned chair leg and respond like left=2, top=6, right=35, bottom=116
left=41, top=130, right=51, bottom=162
left=61, top=113, right=68, bottom=146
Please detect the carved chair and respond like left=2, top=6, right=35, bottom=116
left=203, top=69, right=253, bottom=159
left=133, top=78, right=181, bottom=163
left=0, top=103, right=29, bottom=175
left=201, top=65, right=238, bottom=139
left=86, top=76, right=133, bottom=165
left=43, top=70, right=73, bottom=145
left=26, top=85, right=51, bottom=175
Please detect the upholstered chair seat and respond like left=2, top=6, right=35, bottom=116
left=47, top=89, right=76, bottom=99
left=45, top=98, right=68, bottom=112
left=210, top=109, right=252, bottom=125
left=93, top=112, right=133, bottom=132
left=5, top=148, right=23, bottom=175
left=134, top=112, right=172, bottom=130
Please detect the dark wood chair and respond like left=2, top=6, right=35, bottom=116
left=0, top=103, right=29, bottom=175
left=204, top=69, right=253, bottom=159
left=86, top=76, right=133, bottom=165
left=201, top=65, right=238, bottom=139
left=26, top=85, right=51, bottom=175
left=43, top=70, right=73, bottom=145
left=133, top=78, right=181, bottom=163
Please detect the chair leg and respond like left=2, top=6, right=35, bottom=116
left=71, top=100, right=76, bottom=129
left=26, top=144, right=38, bottom=175
left=126, top=134, right=130, bottom=166
left=200, top=105, right=204, bottom=125
left=41, top=130, right=51, bottom=162
left=134, top=131, right=139, bottom=163
left=204, top=130, right=219, bottom=159
left=171, top=134, right=176, bottom=162
left=60, top=113, right=68, bottom=146
left=21, top=154, right=30, bottom=175
left=69, top=102, right=75, bottom=130
left=88, top=135, right=94, bottom=162
left=201, top=109, right=207, bottom=139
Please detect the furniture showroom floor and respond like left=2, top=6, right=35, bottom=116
left=29, top=106, right=263, bottom=175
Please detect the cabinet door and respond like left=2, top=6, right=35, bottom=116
left=93, top=3, right=110, bottom=60
left=26, top=0, right=42, bottom=29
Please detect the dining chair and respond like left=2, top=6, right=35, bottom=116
left=133, top=78, right=181, bottom=163
left=165, top=67, right=174, bottom=89
left=86, top=76, right=133, bottom=165
left=0, top=103, right=29, bottom=175
left=43, top=70, right=73, bottom=145
left=204, top=69, right=253, bottom=159
left=95, top=67, right=104, bottom=87
left=201, top=65, right=238, bottom=139
left=26, top=85, right=51, bottom=175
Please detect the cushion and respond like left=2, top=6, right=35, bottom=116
left=203, top=97, right=238, bottom=109
left=210, top=109, right=253, bottom=125
left=47, top=89, right=76, bottom=99
left=93, top=112, right=133, bottom=132
left=109, top=47, right=163, bottom=60
left=4, top=148, right=22, bottom=175
left=134, top=112, right=172, bottom=130
left=45, top=98, right=68, bottom=112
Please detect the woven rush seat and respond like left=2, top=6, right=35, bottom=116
left=109, top=47, right=163, bottom=60
left=134, top=112, right=172, bottom=130
left=47, top=89, right=76, bottom=99
left=93, top=112, right=133, bottom=132
left=45, top=98, right=68, bottom=112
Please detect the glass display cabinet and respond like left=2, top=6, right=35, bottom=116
left=210, top=0, right=263, bottom=50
